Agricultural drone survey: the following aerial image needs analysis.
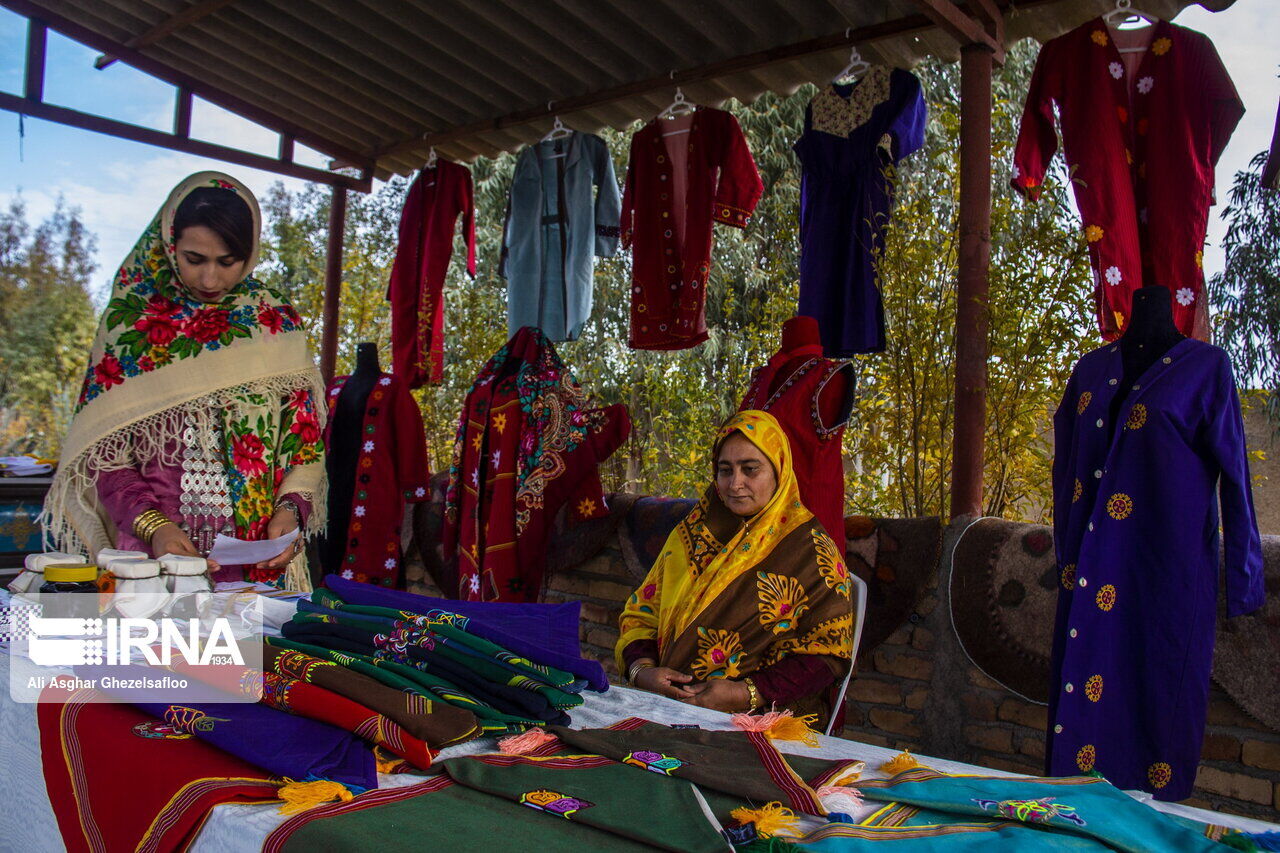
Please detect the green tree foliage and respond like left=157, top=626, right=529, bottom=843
left=0, top=197, right=98, bottom=456
left=1211, top=150, right=1280, bottom=425
left=256, top=39, right=1094, bottom=521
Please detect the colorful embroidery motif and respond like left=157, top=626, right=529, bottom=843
left=1077, top=391, right=1093, bottom=415
left=163, top=706, right=229, bottom=734
left=1060, top=563, right=1077, bottom=590
left=692, top=627, right=745, bottom=680
left=1072, top=479, right=1082, bottom=503
left=1096, top=584, right=1117, bottom=612
left=813, top=529, right=852, bottom=598
left=132, top=721, right=192, bottom=740
left=973, top=797, right=1087, bottom=826
left=756, top=571, right=811, bottom=635
left=1106, top=493, right=1133, bottom=520
left=1076, top=744, right=1096, bottom=772
left=1125, top=404, right=1147, bottom=431
left=1147, top=762, right=1173, bottom=789
left=810, top=67, right=892, bottom=138
left=519, top=788, right=595, bottom=818
left=623, top=750, right=689, bottom=776
left=1085, top=674, right=1104, bottom=703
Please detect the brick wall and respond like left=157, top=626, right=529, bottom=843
left=404, top=516, right=1280, bottom=824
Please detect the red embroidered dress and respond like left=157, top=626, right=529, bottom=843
left=1012, top=19, right=1242, bottom=340
left=621, top=107, right=763, bottom=350
left=323, top=373, right=431, bottom=586
left=388, top=160, right=476, bottom=387
left=739, top=349, right=853, bottom=555
left=443, top=328, right=631, bottom=602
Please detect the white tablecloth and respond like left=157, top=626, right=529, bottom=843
left=2, top=652, right=1276, bottom=852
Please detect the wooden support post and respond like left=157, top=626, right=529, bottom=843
left=949, top=42, right=994, bottom=519
left=24, top=18, right=46, bottom=101
left=319, top=185, right=347, bottom=385
left=278, top=134, right=294, bottom=163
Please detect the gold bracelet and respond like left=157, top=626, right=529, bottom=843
left=743, top=677, right=763, bottom=711
left=627, top=660, right=654, bottom=684
left=132, top=509, right=172, bottom=544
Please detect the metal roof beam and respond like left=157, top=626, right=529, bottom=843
left=1, top=0, right=377, bottom=175
left=0, top=91, right=371, bottom=192
left=94, top=0, right=238, bottom=69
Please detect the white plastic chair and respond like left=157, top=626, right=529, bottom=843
left=825, top=572, right=868, bottom=735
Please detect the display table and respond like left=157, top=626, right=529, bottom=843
left=1, top=650, right=1276, bottom=852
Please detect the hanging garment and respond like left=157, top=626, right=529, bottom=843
left=1049, top=339, right=1263, bottom=800
left=616, top=411, right=855, bottom=723
left=501, top=131, right=621, bottom=341
left=388, top=160, right=476, bottom=387
left=322, top=371, right=431, bottom=586
left=621, top=107, right=764, bottom=350
left=1012, top=19, right=1243, bottom=341
left=443, top=328, right=631, bottom=602
left=794, top=68, right=927, bottom=356
left=739, top=345, right=855, bottom=554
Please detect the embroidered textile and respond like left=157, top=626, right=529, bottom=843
left=794, top=70, right=927, bottom=356
left=443, top=328, right=630, bottom=601
left=621, top=107, right=763, bottom=350
left=1012, top=19, right=1243, bottom=340
left=1049, top=339, right=1263, bottom=799
left=388, top=159, right=476, bottom=387
left=323, top=372, right=430, bottom=586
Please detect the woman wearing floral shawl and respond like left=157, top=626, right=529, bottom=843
left=617, top=410, right=854, bottom=724
left=42, top=172, right=326, bottom=589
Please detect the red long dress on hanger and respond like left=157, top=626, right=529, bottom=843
left=1012, top=18, right=1242, bottom=341
left=621, top=107, right=763, bottom=350
left=388, top=160, right=476, bottom=387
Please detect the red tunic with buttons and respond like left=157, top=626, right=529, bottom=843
left=621, top=107, right=763, bottom=350
left=323, top=373, right=432, bottom=586
left=387, top=160, right=476, bottom=388
left=739, top=349, right=854, bottom=555
left=1012, top=18, right=1242, bottom=341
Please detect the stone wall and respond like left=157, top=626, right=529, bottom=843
left=404, top=515, right=1280, bottom=824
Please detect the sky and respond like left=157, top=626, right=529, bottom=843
left=0, top=3, right=1276, bottom=305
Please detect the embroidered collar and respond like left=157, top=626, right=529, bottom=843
left=810, top=66, right=893, bottom=138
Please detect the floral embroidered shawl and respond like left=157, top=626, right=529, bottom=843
left=616, top=410, right=853, bottom=713
left=43, top=172, right=326, bottom=586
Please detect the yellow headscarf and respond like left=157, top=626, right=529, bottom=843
left=616, top=410, right=815, bottom=669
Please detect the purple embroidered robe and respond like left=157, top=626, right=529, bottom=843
left=1049, top=338, right=1263, bottom=800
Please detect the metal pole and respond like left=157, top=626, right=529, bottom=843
left=949, top=42, right=993, bottom=519
left=319, top=185, right=346, bottom=385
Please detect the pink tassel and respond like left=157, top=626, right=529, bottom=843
left=731, top=710, right=789, bottom=732
left=498, top=727, right=558, bottom=755
left=816, top=784, right=864, bottom=815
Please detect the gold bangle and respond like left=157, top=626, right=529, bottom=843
left=743, top=677, right=762, bottom=711
left=627, top=661, right=654, bottom=684
left=132, top=509, right=172, bottom=544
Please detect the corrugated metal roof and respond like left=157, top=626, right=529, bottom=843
left=14, top=0, right=1230, bottom=179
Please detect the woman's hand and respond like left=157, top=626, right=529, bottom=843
left=255, top=506, right=301, bottom=572
left=683, top=678, right=752, bottom=713
left=633, top=666, right=697, bottom=700
left=150, top=523, right=220, bottom=572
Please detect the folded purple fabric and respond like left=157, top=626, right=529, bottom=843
left=323, top=574, right=608, bottom=691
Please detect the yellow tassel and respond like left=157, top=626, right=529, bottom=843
left=375, top=751, right=404, bottom=774
left=276, top=778, right=355, bottom=815
left=879, top=750, right=924, bottom=776
left=764, top=712, right=821, bottom=748
left=729, top=801, right=802, bottom=839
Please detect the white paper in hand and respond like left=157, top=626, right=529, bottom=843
left=207, top=529, right=299, bottom=566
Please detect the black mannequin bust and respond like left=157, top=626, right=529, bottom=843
left=1109, top=286, right=1184, bottom=427
left=321, top=343, right=382, bottom=573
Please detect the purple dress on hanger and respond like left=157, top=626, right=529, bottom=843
left=794, top=67, right=927, bottom=356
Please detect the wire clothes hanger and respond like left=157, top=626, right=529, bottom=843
left=1104, top=0, right=1159, bottom=43
left=542, top=109, right=573, bottom=156
left=832, top=36, right=871, bottom=85
left=424, top=146, right=437, bottom=169
left=659, top=86, right=697, bottom=136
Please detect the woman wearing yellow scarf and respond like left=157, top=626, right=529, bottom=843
left=617, top=410, right=854, bottom=723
